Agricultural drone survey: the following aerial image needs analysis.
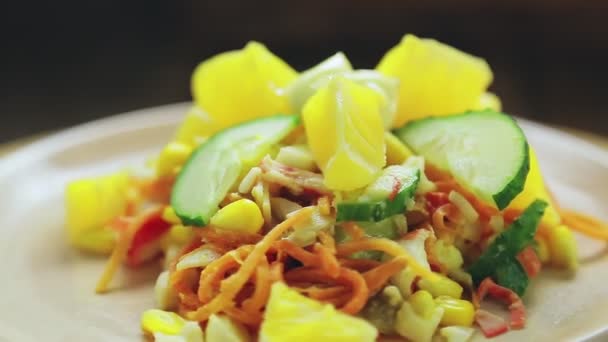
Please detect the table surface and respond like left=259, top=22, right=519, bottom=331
left=1, top=124, right=607, bottom=159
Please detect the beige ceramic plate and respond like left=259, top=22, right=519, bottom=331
left=0, top=103, right=606, bottom=342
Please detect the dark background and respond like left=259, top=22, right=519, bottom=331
left=2, top=0, right=608, bottom=143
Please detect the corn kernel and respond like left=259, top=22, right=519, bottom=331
left=206, top=314, right=251, bottom=342
left=210, top=199, right=264, bottom=234
left=169, top=225, right=195, bottom=245
left=157, top=142, right=193, bottom=177
left=535, top=236, right=551, bottom=264
left=141, top=309, right=186, bottom=335
left=162, top=206, right=182, bottom=225
left=395, top=290, right=444, bottom=342
left=547, top=225, right=578, bottom=270
left=418, top=274, right=463, bottom=299
left=435, top=296, right=474, bottom=327
left=409, top=290, right=435, bottom=318
left=385, top=131, right=413, bottom=165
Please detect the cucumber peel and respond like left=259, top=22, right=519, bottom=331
left=171, top=114, right=300, bottom=226
left=336, top=165, right=420, bottom=222
left=469, top=199, right=548, bottom=295
left=394, top=110, right=529, bottom=209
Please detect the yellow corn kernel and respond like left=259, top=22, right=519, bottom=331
left=435, top=296, right=474, bottom=327
left=168, top=225, right=195, bottom=245
left=206, top=314, right=251, bottom=342
left=156, top=142, right=193, bottom=177
left=535, top=236, right=551, bottom=264
left=547, top=224, right=578, bottom=270
left=162, top=206, right=182, bottom=225
left=408, top=290, right=435, bottom=318
left=141, top=309, right=186, bottom=335
left=210, top=199, right=264, bottom=234
left=395, top=290, right=444, bottom=342
left=418, top=274, right=463, bottom=299
left=385, top=131, right=413, bottom=165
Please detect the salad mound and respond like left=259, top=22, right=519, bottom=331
left=65, top=34, right=606, bottom=342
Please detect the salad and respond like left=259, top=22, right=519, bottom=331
left=65, top=34, right=608, bottom=342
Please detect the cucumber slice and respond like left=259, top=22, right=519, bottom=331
left=337, top=165, right=420, bottom=222
left=394, top=110, right=529, bottom=209
left=172, top=114, right=300, bottom=226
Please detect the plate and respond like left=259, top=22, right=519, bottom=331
left=0, top=103, right=606, bottom=341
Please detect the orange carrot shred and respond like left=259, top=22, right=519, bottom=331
left=362, top=256, right=408, bottom=294
left=561, top=209, right=608, bottom=240
left=187, top=207, right=314, bottom=322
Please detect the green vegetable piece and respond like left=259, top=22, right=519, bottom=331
left=336, top=165, right=420, bottom=222
left=494, top=259, right=529, bottom=297
left=172, top=114, right=300, bottom=226
left=394, top=110, right=530, bottom=209
left=469, top=199, right=548, bottom=296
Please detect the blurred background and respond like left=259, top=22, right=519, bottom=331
left=2, top=0, right=608, bottom=143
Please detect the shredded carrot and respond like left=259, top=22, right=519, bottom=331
left=362, top=256, right=408, bottom=294
left=284, top=267, right=329, bottom=282
left=336, top=238, right=438, bottom=281
left=171, top=268, right=200, bottom=309
left=269, top=262, right=284, bottom=282
left=434, top=179, right=499, bottom=220
left=314, top=243, right=340, bottom=278
left=187, top=207, right=314, bottom=321
left=95, top=207, right=162, bottom=293
left=241, top=259, right=272, bottom=313
left=272, top=240, right=319, bottom=266
left=303, top=286, right=349, bottom=300
left=318, top=230, right=336, bottom=254
left=341, top=222, right=366, bottom=240
left=338, top=258, right=382, bottom=272
left=197, top=245, right=253, bottom=303
left=284, top=267, right=369, bottom=314
left=199, top=228, right=262, bottom=252
left=337, top=267, right=369, bottom=314
left=561, top=209, right=608, bottom=240
left=95, top=231, right=132, bottom=293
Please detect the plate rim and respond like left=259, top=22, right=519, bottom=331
left=0, top=102, right=190, bottom=179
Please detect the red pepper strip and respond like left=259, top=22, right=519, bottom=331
left=517, top=246, right=542, bottom=278
left=477, top=277, right=526, bottom=329
left=425, top=191, right=450, bottom=213
left=388, top=176, right=402, bottom=201
left=126, top=207, right=172, bottom=267
left=475, top=309, right=509, bottom=338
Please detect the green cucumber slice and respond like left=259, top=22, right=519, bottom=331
left=394, top=110, right=529, bottom=209
left=469, top=199, right=547, bottom=295
left=336, top=165, right=420, bottom=222
left=172, top=114, right=300, bottom=226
